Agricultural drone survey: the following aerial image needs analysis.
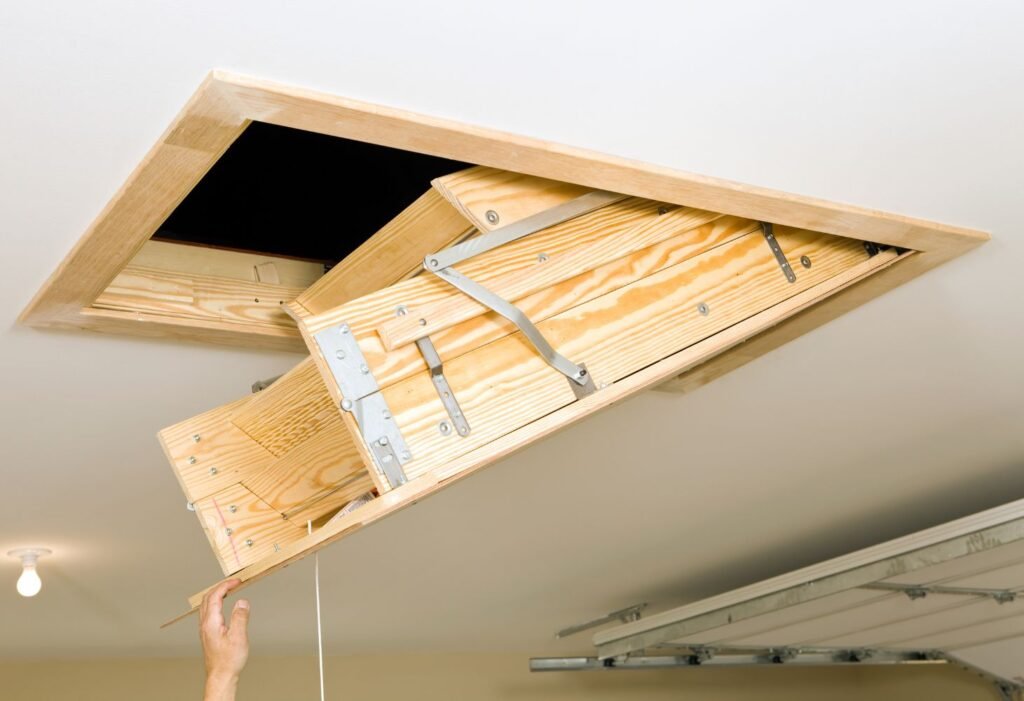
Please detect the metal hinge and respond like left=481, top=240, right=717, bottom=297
left=314, top=322, right=411, bottom=489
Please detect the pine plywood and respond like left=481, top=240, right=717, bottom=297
left=158, top=398, right=276, bottom=504
left=306, top=227, right=870, bottom=488
left=432, top=166, right=592, bottom=232
left=193, top=482, right=308, bottom=574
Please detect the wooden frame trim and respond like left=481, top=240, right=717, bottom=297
left=21, top=70, right=986, bottom=354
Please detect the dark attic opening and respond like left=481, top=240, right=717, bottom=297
left=153, top=121, right=472, bottom=264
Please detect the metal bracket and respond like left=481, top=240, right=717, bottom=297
left=314, top=322, right=412, bottom=489
left=415, top=335, right=471, bottom=437
left=760, top=222, right=796, bottom=283
left=555, top=603, right=648, bottom=639
left=423, top=192, right=611, bottom=397
left=864, top=582, right=1019, bottom=604
left=251, top=375, right=282, bottom=393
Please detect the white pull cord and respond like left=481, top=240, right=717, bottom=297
left=308, top=521, right=325, bottom=701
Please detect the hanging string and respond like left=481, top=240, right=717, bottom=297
left=308, top=521, right=325, bottom=701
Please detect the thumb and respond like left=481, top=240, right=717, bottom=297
left=229, top=599, right=250, bottom=636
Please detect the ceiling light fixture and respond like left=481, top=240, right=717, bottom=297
left=7, top=548, right=52, bottom=597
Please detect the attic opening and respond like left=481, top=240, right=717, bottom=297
left=153, top=122, right=471, bottom=264
left=93, top=122, right=473, bottom=345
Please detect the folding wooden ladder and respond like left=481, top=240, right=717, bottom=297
left=159, top=166, right=907, bottom=617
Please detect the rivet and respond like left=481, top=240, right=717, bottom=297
left=360, top=364, right=370, bottom=374
left=395, top=305, right=408, bottom=316
left=537, top=252, right=549, bottom=263
left=341, top=398, right=353, bottom=412
left=229, top=505, right=237, bottom=514
left=245, top=539, right=254, bottom=547
left=209, top=467, right=218, bottom=476
left=335, top=349, right=346, bottom=360
left=439, top=421, right=452, bottom=436
left=485, top=210, right=499, bottom=225
left=800, top=255, right=812, bottom=268
left=188, top=456, right=197, bottom=465
left=192, top=434, right=201, bottom=443
left=225, top=528, right=233, bottom=536
left=697, top=302, right=709, bottom=316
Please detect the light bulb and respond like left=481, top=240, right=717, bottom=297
left=7, top=548, right=51, bottom=598
left=17, top=565, right=41, bottom=597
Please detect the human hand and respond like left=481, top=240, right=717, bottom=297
left=200, top=578, right=250, bottom=700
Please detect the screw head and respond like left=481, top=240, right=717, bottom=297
left=418, top=318, right=427, bottom=326
left=657, top=206, right=669, bottom=215
left=245, top=539, right=254, bottom=547
left=229, top=505, right=237, bottom=514
left=439, top=421, right=452, bottom=436
left=225, top=528, right=233, bottom=536
left=537, top=252, right=549, bottom=263
left=485, top=210, right=499, bottom=225
left=428, top=258, right=439, bottom=268
left=395, top=305, right=408, bottom=316
left=360, top=364, right=370, bottom=374
left=697, top=302, right=710, bottom=316
left=382, top=409, right=391, bottom=419
left=340, top=324, right=349, bottom=334
left=401, top=450, right=411, bottom=461
left=188, top=456, right=197, bottom=465
left=378, top=437, right=389, bottom=446
left=341, top=398, right=353, bottom=412
left=335, top=349, right=346, bottom=360
left=209, top=467, right=218, bottom=476
left=800, top=255, right=812, bottom=268
left=382, top=454, right=393, bottom=464
left=192, top=434, right=201, bottom=443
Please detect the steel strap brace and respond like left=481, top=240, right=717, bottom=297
left=423, top=191, right=618, bottom=397
left=760, top=222, right=797, bottom=283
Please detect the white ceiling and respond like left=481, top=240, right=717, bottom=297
left=1, top=1, right=1022, bottom=659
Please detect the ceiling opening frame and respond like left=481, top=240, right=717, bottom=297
left=19, top=70, right=988, bottom=386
